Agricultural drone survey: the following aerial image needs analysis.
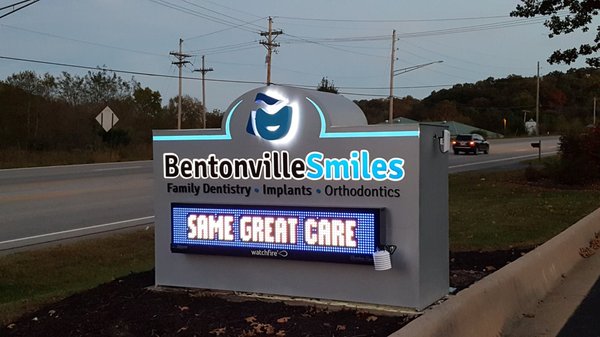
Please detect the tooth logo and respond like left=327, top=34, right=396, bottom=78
left=247, top=93, right=293, bottom=141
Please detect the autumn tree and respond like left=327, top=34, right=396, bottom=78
left=511, top=1, right=600, bottom=66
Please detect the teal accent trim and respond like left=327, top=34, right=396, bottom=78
left=152, top=100, right=242, bottom=142
left=321, top=130, right=420, bottom=138
left=305, top=97, right=420, bottom=139
left=152, top=134, right=228, bottom=141
left=306, top=97, right=329, bottom=136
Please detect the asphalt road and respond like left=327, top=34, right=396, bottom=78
left=0, top=161, right=154, bottom=250
left=557, top=275, right=600, bottom=337
left=0, top=136, right=559, bottom=251
left=449, top=135, right=559, bottom=173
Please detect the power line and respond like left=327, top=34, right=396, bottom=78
left=0, top=54, right=266, bottom=85
left=200, top=0, right=262, bottom=19
left=0, top=24, right=167, bottom=58
left=282, top=34, right=389, bottom=43
left=396, top=16, right=550, bottom=38
left=185, top=17, right=266, bottom=40
left=1, top=7, right=554, bottom=68
left=273, top=15, right=554, bottom=61
left=281, top=16, right=551, bottom=46
left=2, top=22, right=258, bottom=58
left=178, top=0, right=264, bottom=31
left=0, top=0, right=39, bottom=19
left=187, top=41, right=258, bottom=55
left=200, top=45, right=258, bottom=56
left=275, top=14, right=514, bottom=23
left=0, top=0, right=34, bottom=11
left=279, top=17, right=549, bottom=58
left=146, top=0, right=258, bottom=34
left=0, top=54, right=459, bottom=97
left=283, top=33, right=388, bottom=58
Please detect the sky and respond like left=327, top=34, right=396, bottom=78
left=0, top=0, right=595, bottom=113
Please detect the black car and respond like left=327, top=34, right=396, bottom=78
left=452, top=134, right=490, bottom=155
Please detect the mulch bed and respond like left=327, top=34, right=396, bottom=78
left=1, top=248, right=531, bottom=337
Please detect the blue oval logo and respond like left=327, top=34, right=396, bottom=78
left=247, top=93, right=293, bottom=141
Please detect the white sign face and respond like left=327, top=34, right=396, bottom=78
left=95, top=106, right=119, bottom=132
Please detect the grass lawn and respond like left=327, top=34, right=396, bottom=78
left=0, top=229, right=154, bottom=324
left=450, top=170, right=600, bottom=251
left=1, top=168, right=599, bottom=324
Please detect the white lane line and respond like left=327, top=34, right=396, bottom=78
left=0, top=160, right=151, bottom=172
left=93, top=166, right=143, bottom=172
left=449, top=152, right=556, bottom=169
left=0, top=216, right=154, bottom=246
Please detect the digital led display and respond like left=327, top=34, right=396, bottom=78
left=171, top=203, right=382, bottom=264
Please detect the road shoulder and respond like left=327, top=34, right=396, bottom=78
left=505, top=250, right=600, bottom=337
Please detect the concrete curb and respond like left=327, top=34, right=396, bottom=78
left=390, top=207, right=600, bottom=337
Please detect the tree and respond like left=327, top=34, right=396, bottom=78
left=511, top=1, right=600, bottom=66
left=206, top=108, right=224, bottom=128
left=5, top=71, right=57, bottom=98
left=166, top=95, right=204, bottom=129
left=133, top=86, right=162, bottom=118
left=58, top=72, right=85, bottom=105
left=317, top=77, right=339, bottom=94
left=82, top=69, right=134, bottom=104
left=55, top=70, right=136, bottom=106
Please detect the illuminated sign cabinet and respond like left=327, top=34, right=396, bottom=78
left=153, top=86, right=449, bottom=309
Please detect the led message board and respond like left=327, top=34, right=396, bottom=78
left=171, top=203, right=382, bottom=264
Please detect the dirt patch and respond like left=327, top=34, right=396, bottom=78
left=1, top=248, right=531, bottom=337
left=449, top=248, right=531, bottom=291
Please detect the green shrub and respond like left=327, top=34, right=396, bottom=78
left=543, top=126, right=600, bottom=185
left=524, top=163, right=543, bottom=182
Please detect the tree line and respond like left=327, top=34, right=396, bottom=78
left=2, top=67, right=599, bottom=155
left=355, top=67, right=600, bottom=136
left=0, top=70, right=222, bottom=152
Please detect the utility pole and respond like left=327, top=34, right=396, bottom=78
left=193, top=55, right=213, bottom=129
left=389, top=29, right=397, bottom=124
left=260, top=17, right=283, bottom=85
left=536, top=61, right=540, bottom=136
left=170, top=38, right=191, bottom=129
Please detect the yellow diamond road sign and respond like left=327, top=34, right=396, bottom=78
left=96, top=106, right=119, bottom=132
